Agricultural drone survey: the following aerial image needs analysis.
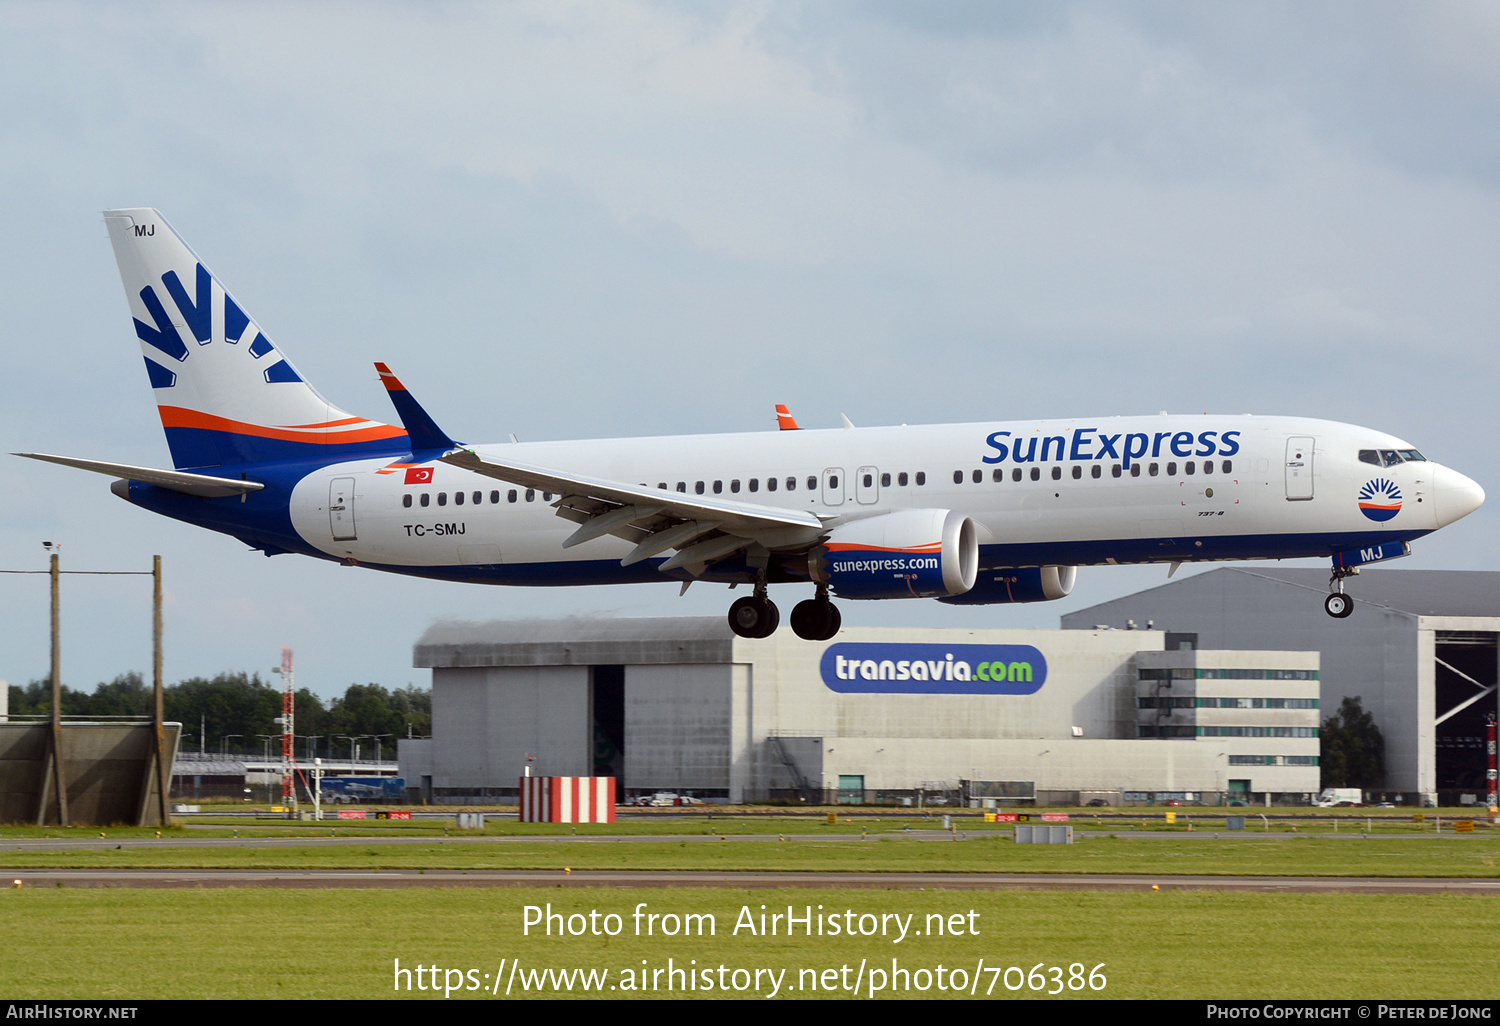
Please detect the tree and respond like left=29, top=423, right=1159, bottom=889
left=1321, top=695, right=1385, bottom=789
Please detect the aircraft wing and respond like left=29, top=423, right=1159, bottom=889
left=441, top=447, right=829, bottom=574
left=14, top=452, right=265, bottom=498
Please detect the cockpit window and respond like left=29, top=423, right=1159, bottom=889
left=1360, top=448, right=1427, bottom=467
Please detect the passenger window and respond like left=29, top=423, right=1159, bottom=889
left=730, top=480, right=740, bottom=493
left=402, top=494, right=413, bottom=508
left=490, top=491, right=499, bottom=503
left=526, top=489, right=535, bottom=502
left=1030, top=467, right=1040, bottom=481
left=657, top=482, right=667, bottom=490
left=437, top=492, right=448, bottom=506
left=695, top=481, right=705, bottom=495
left=1185, top=462, right=1195, bottom=476
left=992, top=469, right=1003, bottom=483
left=953, top=470, right=963, bottom=484
left=972, top=469, right=982, bottom=484
left=1149, top=463, right=1159, bottom=477
left=1221, top=460, right=1231, bottom=474
left=676, top=482, right=686, bottom=493
left=786, top=477, right=797, bottom=491
left=1167, top=462, right=1177, bottom=476
left=807, top=476, right=816, bottom=490
left=1131, top=464, right=1141, bottom=478
left=420, top=493, right=430, bottom=507
left=749, top=478, right=759, bottom=492
left=508, top=490, right=517, bottom=503
left=1051, top=467, right=1061, bottom=480
left=1203, top=460, right=1213, bottom=475
left=1091, top=465, right=1101, bottom=479
left=474, top=492, right=482, bottom=504
left=915, top=472, right=926, bottom=486
left=879, top=473, right=890, bottom=487
left=454, top=491, right=464, bottom=505
left=898, top=472, right=909, bottom=487
left=1111, top=464, right=1121, bottom=478
left=1072, top=466, right=1081, bottom=480
left=712, top=481, right=722, bottom=494
left=1012, top=468, right=1021, bottom=482
left=544, top=492, right=553, bottom=501
left=829, top=475, right=839, bottom=489
left=767, top=477, right=777, bottom=492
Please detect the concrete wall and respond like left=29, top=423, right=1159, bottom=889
left=0, top=722, right=180, bottom=826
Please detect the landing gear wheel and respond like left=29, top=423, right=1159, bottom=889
left=728, top=596, right=780, bottom=638
left=1324, top=593, right=1353, bottom=619
left=790, top=599, right=842, bottom=641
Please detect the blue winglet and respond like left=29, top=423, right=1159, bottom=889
left=374, top=363, right=459, bottom=452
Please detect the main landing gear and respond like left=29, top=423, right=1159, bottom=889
left=726, top=582, right=841, bottom=641
left=1324, top=566, right=1358, bottom=619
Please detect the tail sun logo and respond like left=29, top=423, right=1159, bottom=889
left=1358, top=478, right=1402, bottom=522
left=135, top=262, right=302, bottom=388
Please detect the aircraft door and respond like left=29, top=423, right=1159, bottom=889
left=1285, top=438, right=1315, bottom=501
left=329, top=477, right=357, bottom=540
left=822, top=468, right=846, bottom=506
left=856, top=466, right=879, bottom=505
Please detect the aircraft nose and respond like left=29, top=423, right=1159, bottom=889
left=1433, top=465, right=1485, bottom=527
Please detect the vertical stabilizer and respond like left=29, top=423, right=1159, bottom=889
left=103, top=209, right=407, bottom=468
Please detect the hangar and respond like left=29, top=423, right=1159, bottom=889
left=1063, top=567, right=1500, bottom=805
left=399, top=617, right=1321, bottom=805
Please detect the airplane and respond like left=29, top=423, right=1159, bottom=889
left=15, top=209, right=1487, bottom=641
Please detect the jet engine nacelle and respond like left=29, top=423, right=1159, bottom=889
left=938, top=565, right=1078, bottom=605
left=815, top=509, right=977, bottom=600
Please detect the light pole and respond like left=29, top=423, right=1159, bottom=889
left=222, top=734, right=242, bottom=758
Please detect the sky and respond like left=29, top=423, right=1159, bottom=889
left=2, top=2, right=1497, bottom=700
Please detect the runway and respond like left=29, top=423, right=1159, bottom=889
left=4, top=867, right=1498, bottom=893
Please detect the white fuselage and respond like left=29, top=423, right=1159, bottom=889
left=285, top=414, right=1471, bottom=581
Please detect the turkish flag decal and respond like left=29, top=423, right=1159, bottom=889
left=403, top=467, right=434, bottom=485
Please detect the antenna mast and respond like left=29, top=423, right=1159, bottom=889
left=280, top=647, right=297, bottom=815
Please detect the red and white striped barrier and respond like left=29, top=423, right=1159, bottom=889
left=518, top=776, right=617, bottom=823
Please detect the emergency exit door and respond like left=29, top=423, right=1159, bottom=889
left=329, top=477, right=357, bottom=540
left=1285, top=437, right=1315, bottom=501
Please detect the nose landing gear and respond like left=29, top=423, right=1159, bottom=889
left=1325, top=566, right=1359, bottom=619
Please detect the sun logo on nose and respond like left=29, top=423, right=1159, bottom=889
left=1358, top=478, right=1402, bottom=522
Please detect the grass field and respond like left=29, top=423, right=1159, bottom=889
left=4, top=832, right=1500, bottom=877
left=3, top=886, right=1496, bottom=1000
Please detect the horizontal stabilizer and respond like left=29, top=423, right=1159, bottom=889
left=14, top=453, right=265, bottom=498
left=375, top=363, right=458, bottom=452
